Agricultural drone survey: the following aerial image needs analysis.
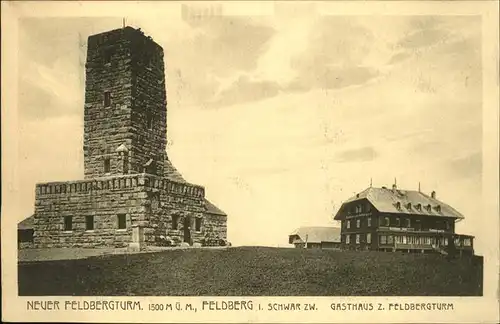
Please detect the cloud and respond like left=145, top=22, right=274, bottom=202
left=210, top=75, right=281, bottom=107
left=183, top=16, right=276, bottom=75
left=286, top=65, right=379, bottom=92
left=387, top=52, right=412, bottom=65
left=284, top=16, right=381, bottom=93
left=19, top=59, right=83, bottom=120
left=334, top=146, right=378, bottom=163
left=17, top=16, right=278, bottom=112
left=164, top=15, right=276, bottom=108
left=446, top=152, right=482, bottom=179
left=396, top=28, right=449, bottom=49
left=388, top=16, right=481, bottom=66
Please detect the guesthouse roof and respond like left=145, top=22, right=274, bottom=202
left=334, top=186, right=465, bottom=220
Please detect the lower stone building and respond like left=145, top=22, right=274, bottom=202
left=31, top=159, right=227, bottom=249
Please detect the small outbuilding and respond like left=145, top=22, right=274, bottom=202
left=288, top=226, right=342, bottom=249
left=18, top=215, right=35, bottom=248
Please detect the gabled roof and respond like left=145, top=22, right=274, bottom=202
left=18, top=215, right=35, bottom=230
left=289, top=226, right=341, bottom=244
left=115, top=143, right=129, bottom=152
left=163, top=155, right=187, bottom=183
left=205, top=199, right=227, bottom=216
left=334, top=187, right=465, bottom=220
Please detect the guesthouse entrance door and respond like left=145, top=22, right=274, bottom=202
left=183, top=217, right=191, bottom=245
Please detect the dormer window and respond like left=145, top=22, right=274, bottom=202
left=435, top=205, right=442, bottom=213
left=406, top=203, right=412, bottom=210
left=426, top=204, right=432, bottom=212
left=395, top=202, right=401, bottom=210
left=416, top=203, right=422, bottom=211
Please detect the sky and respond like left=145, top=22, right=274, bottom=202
left=15, top=5, right=484, bottom=252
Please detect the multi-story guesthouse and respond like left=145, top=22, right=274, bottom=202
left=27, top=26, right=228, bottom=249
left=333, top=184, right=474, bottom=255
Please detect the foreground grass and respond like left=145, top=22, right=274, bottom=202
left=18, top=247, right=482, bottom=296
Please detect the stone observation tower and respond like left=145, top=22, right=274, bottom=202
left=33, top=27, right=228, bottom=249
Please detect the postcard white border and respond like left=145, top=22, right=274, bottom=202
left=2, top=1, right=499, bottom=323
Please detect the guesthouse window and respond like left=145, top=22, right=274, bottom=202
left=366, top=233, right=371, bottom=244
left=85, top=215, right=94, bottom=231
left=380, top=235, right=387, bottom=244
left=405, top=218, right=411, bottom=228
left=346, top=235, right=351, bottom=244
left=356, top=234, right=360, bottom=244
left=463, top=238, right=471, bottom=246
left=367, top=217, right=372, bottom=227
left=64, top=216, right=73, bottom=231
left=384, top=217, right=390, bottom=226
left=117, top=214, right=126, bottom=229
left=356, top=219, right=361, bottom=228
left=347, top=220, right=351, bottom=229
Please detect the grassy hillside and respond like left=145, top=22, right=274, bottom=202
left=18, top=247, right=482, bottom=296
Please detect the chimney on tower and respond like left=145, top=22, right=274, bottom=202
left=392, top=178, right=397, bottom=191
left=431, top=191, right=436, bottom=199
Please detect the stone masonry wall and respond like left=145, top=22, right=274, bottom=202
left=84, top=28, right=135, bottom=178
left=130, top=32, right=167, bottom=176
left=33, top=174, right=149, bottom=248
left=143, top=175, right=206, bottom=245
left=33, top=174, right=214, bottom=248
left=84, top=27, right=167, bottom=178
left=204, top=213, right=228, bottom=241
